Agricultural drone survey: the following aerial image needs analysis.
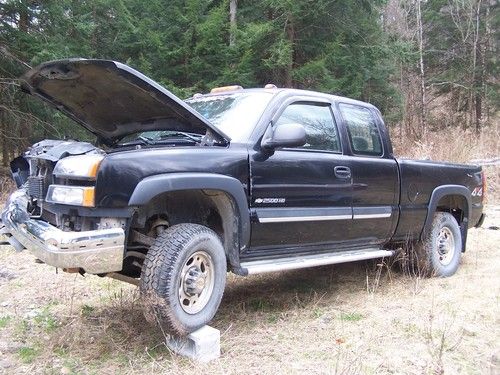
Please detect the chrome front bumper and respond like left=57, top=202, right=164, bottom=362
left=0, top=189, right=124, bottom=274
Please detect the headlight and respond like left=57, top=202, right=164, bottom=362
left=53, top=155, right=104, bottom=179
left=46, top=185, right=95, bottom=207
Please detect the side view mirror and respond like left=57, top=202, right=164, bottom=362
left=261, top=123, right=306, bottom=150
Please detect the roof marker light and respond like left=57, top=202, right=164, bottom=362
left=210, top=85, right=243, bottom=94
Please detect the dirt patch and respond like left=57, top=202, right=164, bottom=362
left=0, top=208, right=498, bottom=374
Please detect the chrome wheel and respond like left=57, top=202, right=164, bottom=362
left=178, top=251, right=215, bottom=314
left=436, top=227, right=455, bottom=266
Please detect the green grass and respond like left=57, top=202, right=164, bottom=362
left=18, top=346, right=39, bottom=363
left=267, top=313, right=279, bottom=323
left=340, top=312, right=364, bottom=322
left=248, top=298, right=273, bottom=311
left=80, top=304, right=95, bottom=317
left=34, top=308, right=59, bottom=332
left=0, top=315, right=11, bottom=328
left=15, top=319, right=30, bottom=336
left=312, top=308, right=323, bottom=318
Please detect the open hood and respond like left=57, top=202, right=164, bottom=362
left=20, top=59, right=229, bottom=143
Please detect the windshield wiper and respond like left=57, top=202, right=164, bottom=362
left=118, top=135, right=156, bottom=146
left=138, top=135, right=155, bottom=145
left=117, top=132, right=203, bottom=147
left=158, top=131, right=203, bottom=142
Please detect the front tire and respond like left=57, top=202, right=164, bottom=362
left=140, top=223, right=227, bottom=336
left=411, top=212, right=462, bottom=277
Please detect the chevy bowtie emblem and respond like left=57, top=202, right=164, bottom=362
left=255, top=198, right=286, bottom=204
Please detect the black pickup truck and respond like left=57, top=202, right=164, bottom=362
left=1, top=59, right=485, bottom=336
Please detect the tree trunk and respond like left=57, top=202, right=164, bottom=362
left=473, top=0, right=483, bottom=133
left=416, top=0, right=427, bottom=135
left=285, top=12, right=295, bottom=88
left=1, top=110, right=8, bottom=167
left=229, top=0, right=238, bottom=46
left=18, top=3, right=29, bottom=32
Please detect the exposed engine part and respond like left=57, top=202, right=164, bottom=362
left=97, top=217, right=126, bottom=230
left=27, top=176, right=45, bottom=200
left=125, top=251, right=146, bottom=270
left=147, top=218, right=170, bottom=237
left=125, top=250, right=146, bottom=259
left=129, top=230, right=155, bottom=246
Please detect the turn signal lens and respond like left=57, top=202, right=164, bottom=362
left=82, top=187, right=96, bottom=207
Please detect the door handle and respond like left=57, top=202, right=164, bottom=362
left=334, top=166, right=351, bottom=179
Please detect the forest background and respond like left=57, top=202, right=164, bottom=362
left=0, top=0, right=498, bottom=175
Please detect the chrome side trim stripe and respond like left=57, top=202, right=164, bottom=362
left=259, top=215, right=352, bottom=223
left=353, top=206, right=392, bottom=220
left=256, top=206, right=353, bottom=224
left=241, top=249, right=394, bottom=274
left=353, top=212, right=392, bottom=219
left=256, top=205, right=393, bottom=223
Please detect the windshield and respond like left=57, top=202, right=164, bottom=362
left=185, top=92, right=273, bottom=141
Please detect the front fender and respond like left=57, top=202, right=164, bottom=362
left=128, top=172, right=251, bottom=253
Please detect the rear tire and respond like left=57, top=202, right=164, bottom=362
left=140, top=223, right=227, bottom=336
left=410, top=212, right=462, bottom=277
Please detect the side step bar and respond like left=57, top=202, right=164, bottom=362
left=240, top=249, right=394, bottom=275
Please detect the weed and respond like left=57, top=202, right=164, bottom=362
left=54, top=347, right=69, bottom=357
left=15, top=319, right=30, bottom=336
left=248, top=298, right=272, bottom=311
left=312, top=307, right=323, bottom=318
left=80, top=304, right=95, bottom=317
left=340, top=312, right=363, bottom=322
left=423, top=307, right=464, bottom=374
left=34, top=307, right=59, bottom=332
left=267, top=313, right=279, bottom=323
left=0, top=315, right=11, bottom=328
left=18, top=346, right=39, bottom=363
left=365, top=258, right=392, bottom=294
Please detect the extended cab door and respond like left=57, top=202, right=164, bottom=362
left=248, top=99, right=354, bottom=251
left=334, top=102, right=399, bottom=245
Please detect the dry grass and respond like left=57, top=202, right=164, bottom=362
left=392, top=126, right=500, bottom=204
left=392, top=126, right=499, bottom=163
left=0, top=176, right=15, bottom=204
left=0, top=208, right=498, bottom=374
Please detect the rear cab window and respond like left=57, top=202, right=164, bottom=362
left=338, top=103, right=383, bottom=156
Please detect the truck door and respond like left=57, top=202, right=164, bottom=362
left=248, top=100, right=354, bottom=251
left=334, top=102, right=399, bottom=245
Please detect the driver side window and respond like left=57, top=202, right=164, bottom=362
left=275, top=103, right=340, bottom=152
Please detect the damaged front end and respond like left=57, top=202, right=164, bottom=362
left=10, top=139, right=100, bottom=218
left=1, top=140, right=125, bottom=274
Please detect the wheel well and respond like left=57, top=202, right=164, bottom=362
left=435, top=194, right=468, bottom=225
left=131, top=189, right=239, bottom=262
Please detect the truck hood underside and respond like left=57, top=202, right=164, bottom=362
left=20, top=59, right=229, bottom=143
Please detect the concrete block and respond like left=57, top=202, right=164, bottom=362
left=166, top=325, right=220, bottom=362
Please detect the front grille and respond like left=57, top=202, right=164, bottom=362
left=28, top=176, right=45, bottom=200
